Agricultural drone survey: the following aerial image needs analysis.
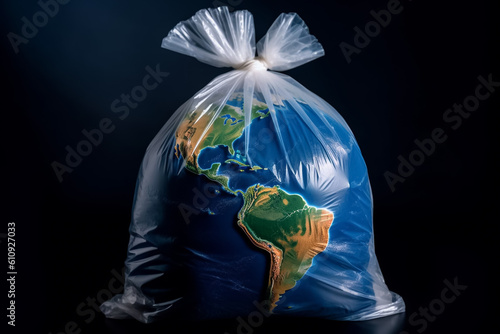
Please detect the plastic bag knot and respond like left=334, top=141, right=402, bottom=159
left=235, top=57, right=268, bottom=71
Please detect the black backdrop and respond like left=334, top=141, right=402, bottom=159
left=1, top=0, right=498, bottom=333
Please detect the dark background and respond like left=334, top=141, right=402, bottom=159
left=1, top=0, right=498, bottom=333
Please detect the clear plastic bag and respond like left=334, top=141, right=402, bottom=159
left=100, top=6, right=405, bottom=323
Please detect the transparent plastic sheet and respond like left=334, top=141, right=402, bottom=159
left=100, top=7, right=405, bottom=323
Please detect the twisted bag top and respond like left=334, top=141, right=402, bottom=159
left=100, top=7, right=405, bottom=324
left=161, top=7, right=324, bottom=71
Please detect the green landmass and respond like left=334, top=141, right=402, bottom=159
left=175, top=97, right=269, bottom=194
left=224, top=159, right=249, bottom=167
left=199, top=103, right=269, bottom=155
left=237, top=185, right=334, bottom=310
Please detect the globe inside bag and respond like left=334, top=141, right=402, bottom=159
left=100, top=7, right=405, bottom=323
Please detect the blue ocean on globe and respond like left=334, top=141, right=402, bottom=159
left=149, top=94, right=376, bottom=319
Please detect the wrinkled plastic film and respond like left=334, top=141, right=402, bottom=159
left=257, top=12, right=324, bottom=71
left=161, top=7, right=255, bottom=68
left=101, top=6, right=405, bottom=323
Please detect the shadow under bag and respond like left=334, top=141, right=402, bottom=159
left=100, top=6, right=405, bottom=323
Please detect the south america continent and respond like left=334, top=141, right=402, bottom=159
left=238, top=185, right=334, bottom=310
